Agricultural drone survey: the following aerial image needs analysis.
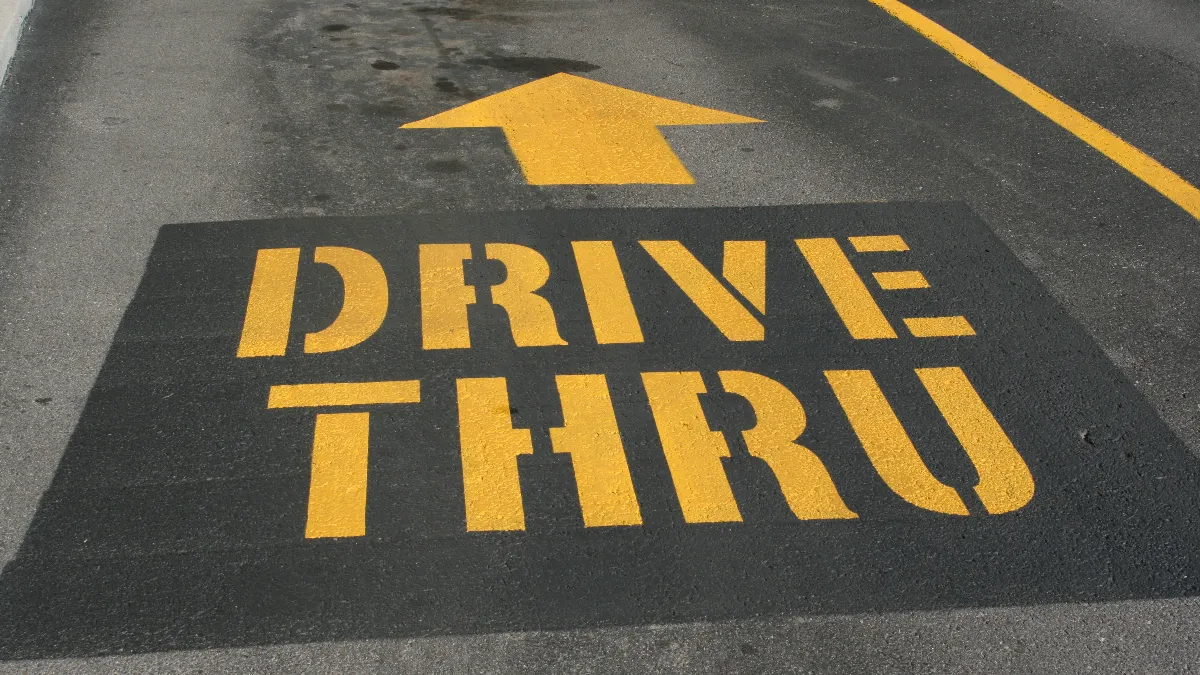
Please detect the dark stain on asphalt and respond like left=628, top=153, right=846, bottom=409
left=359, top=102, right=409, bottom=118
left=322, top=24, right=351, bottom=32
left=434, top=76, right=460, bottom=94
left=463, top=54, right=600, bottom=78
left=480, top=14, right=527, bottom=25
left=371, top=60, right=401, bottom=70
left=426, top=159, right=467, bottom=173
left=413, top=6, right=480, bottom=20
left=33, top=398, right=51, bottom=405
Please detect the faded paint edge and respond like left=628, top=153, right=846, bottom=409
left=0, top=0, right=35, bottom=87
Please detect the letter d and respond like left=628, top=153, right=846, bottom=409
left=237, top=246, right=389, bottom=357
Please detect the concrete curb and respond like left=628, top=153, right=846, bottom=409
left=0, top=0, right=34, bottom=87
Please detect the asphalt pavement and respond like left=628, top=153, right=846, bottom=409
left=1, top=0, right=1200, bottom=671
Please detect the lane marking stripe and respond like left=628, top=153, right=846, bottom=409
left=868, top=0, right=1200, bottom=220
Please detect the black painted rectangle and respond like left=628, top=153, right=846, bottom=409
left=0, top=203, right=1197, bottom=658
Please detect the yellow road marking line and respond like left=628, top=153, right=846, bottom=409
left=868, top=0, right=1200, bottom=220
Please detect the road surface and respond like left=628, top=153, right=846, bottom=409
left=2, top=0, right=1200, bottom=671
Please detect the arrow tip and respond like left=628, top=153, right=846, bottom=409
left=400, top=73, right=764, bottom=129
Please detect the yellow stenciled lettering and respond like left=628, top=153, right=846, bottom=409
left=848, top=234, right=908, bottom=252
left=305, top=412, right=371, bottom=539
left=421, top=243, right=567, bottom=349
left=718, top=370, right=857, bottom=520
left=267, top=380, right=421, bottom=539
left=485, top=243, right=568, bottom=347
left=903, top=316, right=975, bottom=338
left=641, top=371, right=742, bottom=523
left=639, top=241, right=764, bottom=341
left=826, top=368, right=1034, bottom=515
left=304, top=247, right=390, bottom=354
left=825, top=369, right=969, bottom=514
left=844, top=234, right=976, bottom=339
left=420, top=244, right=476, bottom=350
left=873, top=270, right=929, bottom=290
left=457, top=377, right=535, bottom=531
left=237, top=248, right=301, bottom=357
left=549, top=374, right=642, bottom=527
left=795, top=238, right=896, bottom=340
left=268, top=380, right=421, bottom=409
left=915, top=367, right=1034, bottom=514
left=571, top=241, right=645, bottom=344
left=722, top=241, right=766, bottom=313
left=239, top=247, right=389, bottom=357
left=458, top=375, right=642, bottom=531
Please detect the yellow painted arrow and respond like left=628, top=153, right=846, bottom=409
left=401, top=73, right=762, bottom=185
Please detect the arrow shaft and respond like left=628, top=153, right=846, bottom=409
left=503, top=123, right=695, bottom=185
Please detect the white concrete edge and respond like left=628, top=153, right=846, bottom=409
left=0, top=0, right=35, bottom=87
